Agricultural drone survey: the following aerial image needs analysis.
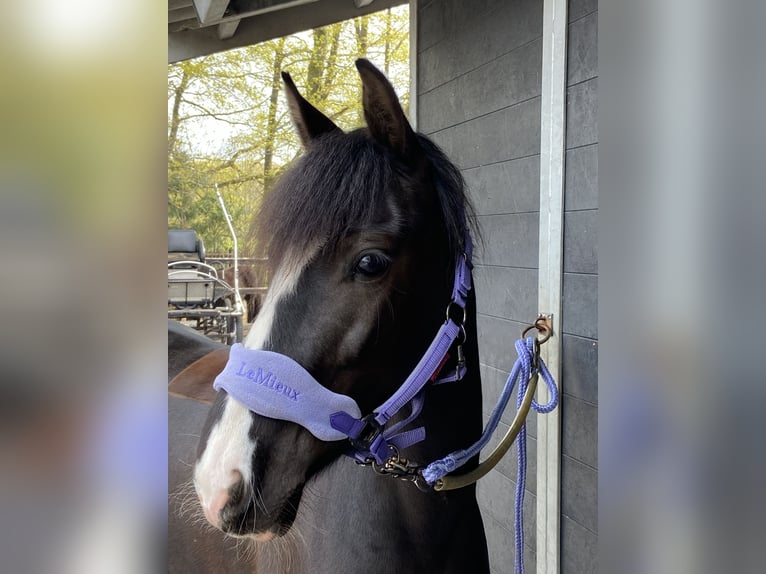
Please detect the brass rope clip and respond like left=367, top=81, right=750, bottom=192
left=521, top=314, right=552, bottom=344
left=521, top=315, right=552, bottom=371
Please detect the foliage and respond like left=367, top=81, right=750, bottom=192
left=167, top=6, right=410, bottom=256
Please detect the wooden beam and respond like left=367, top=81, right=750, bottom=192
left=168, top=0, right=194, bottom=10
left=169, top=6, right=198, bottom=24
left=193, top=0, right=231, bottom=25
left=216, top=0, right=321, bottom=25
left=217, top=19, right=241, bottom=40
left=169, top=19, right=201, bottom=33
left=169, top=0, right=406, bottom=63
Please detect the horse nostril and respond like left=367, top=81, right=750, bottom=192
left=205, top=490, right=230, bottom=527
left=220, top=485, right=256, bottom=535
left=202, top=469, right=245, bottom=528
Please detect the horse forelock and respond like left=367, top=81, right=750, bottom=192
left=253, top=130, right=473, bottom=269
left=254, top=131, right=394, bottom=267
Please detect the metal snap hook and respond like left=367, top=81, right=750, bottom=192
left=455, top=324, right=467, bottom=346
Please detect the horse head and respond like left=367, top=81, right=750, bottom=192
left=187, top=60, right=474, bottom=541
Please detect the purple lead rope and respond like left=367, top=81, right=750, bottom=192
left=421, top=338, right=558, bottom=574
left=421, top=339, right=558, bottom=482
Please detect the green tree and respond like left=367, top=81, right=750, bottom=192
left=168, top=5, right=411, bottom=258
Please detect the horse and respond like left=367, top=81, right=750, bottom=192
left=223, top=265, right=264, bottom=323
left=168, top=320, right=259, bottom=573
left=172, top=59, right=490, bottom=573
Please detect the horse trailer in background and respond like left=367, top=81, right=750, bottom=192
left=167, top=228, right=244, bottom=344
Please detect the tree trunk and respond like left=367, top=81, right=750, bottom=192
left=168, top=66, right=190, bottom=157
left=317, top=23, right=342, bottom=104
left=307, top=28, right=328, bottom=102
left=384, top=8, right=392, bottom=77
left=354, top=16, right=369, bottom=123
left=263, top=38, right=286, bottom=189
left=354, top=15, right=369, bottom=59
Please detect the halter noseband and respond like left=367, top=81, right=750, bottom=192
left=213, top=232, right=474, bottom=467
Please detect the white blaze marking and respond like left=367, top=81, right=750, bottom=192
left=194, top=249, right=316, bottom=526
left=243, top=250, right=312, bottom=350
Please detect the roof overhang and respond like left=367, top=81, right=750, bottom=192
left=169, top=0, right=407, bottom=63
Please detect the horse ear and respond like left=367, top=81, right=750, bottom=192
left=168, top=347, right=230, bottom=405
left=356, top=58, right=418, bottom=158
left=282, top=71, right=341, bottom=147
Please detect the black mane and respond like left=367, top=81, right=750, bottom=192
left=416, top=134, right=477, bottom=260
left=255, top=129, right=475, bottom=267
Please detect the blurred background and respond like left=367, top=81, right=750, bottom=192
left=0, top=2, right=166, bottom=573
left=601, top=0, right=766, bottom=572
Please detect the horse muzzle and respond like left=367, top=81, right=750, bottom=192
left=195, top=390, right=326, bottom=539
left=197, top=469, right=304, bottom=539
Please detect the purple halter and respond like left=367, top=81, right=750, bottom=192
left=213, top=233, right=473, bottom=464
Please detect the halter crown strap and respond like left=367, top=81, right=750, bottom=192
left=451, top=234, right=474, bottom=307
left=371, top=319, right=461, bottom=426
left=325, top=246, right=472, bottom=462
left=372, top=248, right=472, bottom=427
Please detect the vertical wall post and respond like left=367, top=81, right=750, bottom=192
left=536, top=0, right=567, bottom=572
left=408, top=0, right=418, bottom=129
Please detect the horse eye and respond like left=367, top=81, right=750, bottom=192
left=353, top=253, right=390, bottom=279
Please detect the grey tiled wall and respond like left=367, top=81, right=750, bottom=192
left=416, top=0, right=598, bottom=572
left=418, top=0, right=543, bottom=571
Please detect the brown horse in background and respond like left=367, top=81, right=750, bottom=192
left=168, top=320, right=253, bottom=573
left=223, top=265, right=265, bottom=323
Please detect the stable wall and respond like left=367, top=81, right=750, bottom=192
left=415, top=0, right=598, bottom=572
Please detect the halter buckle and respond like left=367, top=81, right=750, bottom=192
left=348, top=413, right=384, bottom=454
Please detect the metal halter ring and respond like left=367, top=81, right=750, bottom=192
left=521, top=317, right=551, bottom=345
left=445, top=301, right=468, bottom=325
